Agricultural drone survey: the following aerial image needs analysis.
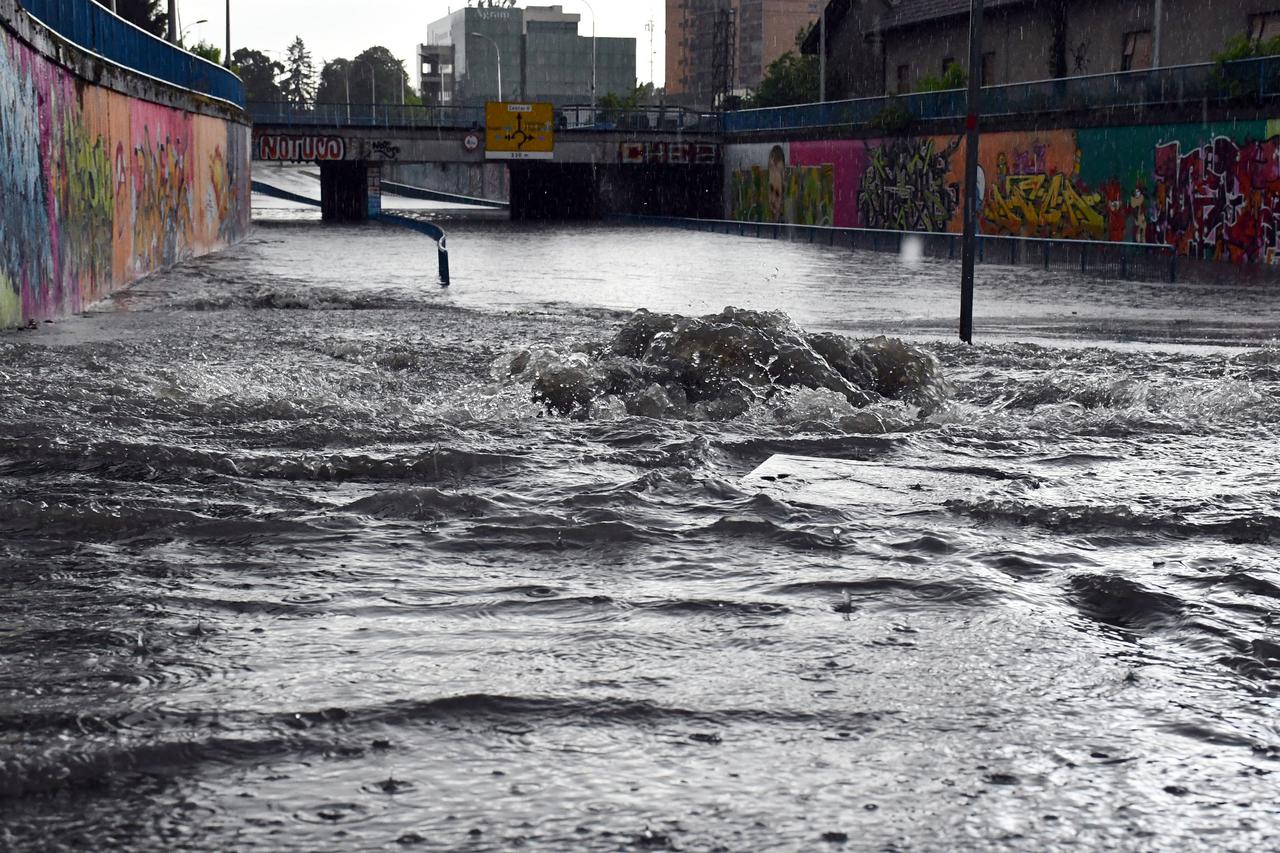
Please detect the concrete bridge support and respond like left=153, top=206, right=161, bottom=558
left=319, top=161, right=382, bottom=222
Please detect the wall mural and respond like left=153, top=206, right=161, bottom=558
left=0, top=31, right=250, bottom=328
left=725, top=120, right=1280, bottom=265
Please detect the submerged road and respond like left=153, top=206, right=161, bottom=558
left=1, top=206, right=1278, bottom=851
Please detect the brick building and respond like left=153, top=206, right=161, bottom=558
left=806, top=0, right=1280, bottom=99
left=667, top=0, right=822, bottom=107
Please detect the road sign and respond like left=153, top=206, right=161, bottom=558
left=485, top=102, right=554, bottom=160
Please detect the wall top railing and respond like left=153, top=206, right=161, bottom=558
left=18, top=0, right=244, bottom=108
left=723, top=55, right=1280, bottom=134
left=248, top=101, right=722, bottom=134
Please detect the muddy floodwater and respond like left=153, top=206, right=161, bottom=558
left=2, top=210, right=1279, bottom=851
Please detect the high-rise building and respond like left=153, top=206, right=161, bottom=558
left=418, top=5, right=636, bottom=108
left=666, top=0, right=821, bottom=107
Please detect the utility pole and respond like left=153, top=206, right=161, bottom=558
left=1152, top=0, right=1164, bottom=67
left=959, top=0, right=984, bottom=344
left=645, top=19, right=655, bottom=86
left=225, top=0, right=231, bottom=68
left=167, top=0, right=177, bottom=43
left=819, top=9, right=826, bottom=102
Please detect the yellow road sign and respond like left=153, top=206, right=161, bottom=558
left=485, top=102, right=555, bottom=160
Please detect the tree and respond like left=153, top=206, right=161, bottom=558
left=232, top=48, right=285, bottom=102
left=916, top=63, right=967, bottom=92
left=281, top=37, right=316, bottom=107
left=96, top=0, right=167, bottom=37
left=315, top=46, right=411, bottom=105
left=187, top=41, right=222, bottom=65
left=750, top=51, right=818, bottom=108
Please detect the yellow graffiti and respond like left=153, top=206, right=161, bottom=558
left=0, top=271, right=19, bottom=328
left=984, top=173, right=1104, bottom=239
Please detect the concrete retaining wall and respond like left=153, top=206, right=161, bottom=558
left=1, top=0, right=250, bottom=328
left=725, top=119, right=1280, bottom=266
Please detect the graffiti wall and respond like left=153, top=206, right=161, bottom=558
left=725, top=119, right=1280, bottom=265
left=0, top=28, right=250, bottom=328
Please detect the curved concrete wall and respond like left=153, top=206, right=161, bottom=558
left=0, top=0, right=250, bottom=328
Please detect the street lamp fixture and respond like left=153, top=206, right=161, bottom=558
left=181, top=19, right=208, bottom=44
left=468, top=32, right=502, bottom=101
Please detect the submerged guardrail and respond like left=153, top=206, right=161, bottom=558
left=251, top=180, right=450, bottom=285
left=611, top=214, right=1178, bottom=284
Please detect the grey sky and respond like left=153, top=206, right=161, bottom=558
left=178, top=1, right=666, bottom=86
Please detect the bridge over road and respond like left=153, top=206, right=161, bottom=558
left=249, top=103, right=723, bottom=221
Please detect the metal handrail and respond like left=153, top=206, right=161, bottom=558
left=247, top=101, right=724, bottom=133
left=724, top=55, right=1280, bottom=133
left=18, top=0, right=245, bottom=107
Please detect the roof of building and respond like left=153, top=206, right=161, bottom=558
left=801, top=0, right=1032, bottom=52
left=882, top=0, right=1030, bottom=30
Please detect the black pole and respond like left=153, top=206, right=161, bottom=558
left=959, top=0, right=984, bottom=344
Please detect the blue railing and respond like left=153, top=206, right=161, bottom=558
left=724, top=55, right=1280, bottom=134
left=19, top=0, right=244, bottom=107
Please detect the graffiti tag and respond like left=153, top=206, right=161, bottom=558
left=1150, top=136, right=1280, bottom=262
left=858, top=137, right=961, bottom=232
left=370, top=139, right=401, bottom=160
left=256, top=134, right=345, bottom=162
left=620, top=142, right=720, bottom=165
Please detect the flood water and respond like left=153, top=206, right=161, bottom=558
left=2, top=207, right=1279, bottom=851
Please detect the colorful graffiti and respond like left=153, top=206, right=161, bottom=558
left=725, top=121, right=1280, bottom=266
left=858, top=137, right=961, bottom=232
left=728, top=144, right=835, bottom=226
left=0, top=28, right=250, bottom=327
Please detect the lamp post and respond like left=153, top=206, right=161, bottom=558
left=578, top=0, right=597, bottom=117
left=469, top=32, right=502, bottom=101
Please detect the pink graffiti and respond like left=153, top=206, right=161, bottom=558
left=1152, top=135, right=1280, bottom=263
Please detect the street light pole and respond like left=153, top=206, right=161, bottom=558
left=469, top=32, right=502, bottom=101
left=225, top=0, right=231, bottom=68
left=959, top=0, right=985, bottom=344
left=167, top=0, right=177, bottom=43
left=578, top=0, right=597, bottom=116
left=819, top=9, right=826, bottom=102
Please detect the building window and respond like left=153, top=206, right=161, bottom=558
left=441, top=64, right=453, bottom=75
left=981, top=51, right=996, bottom=86
left=896, top=64, right=910, bottom=94
left=441, top=91, right=452, bottom=103
left=1250, top=11, right=1280, bottom=43
left=1121, top=30, right=1152, bottom=71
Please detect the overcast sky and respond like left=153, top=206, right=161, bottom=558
left=179, top=1, right=667, bottom=85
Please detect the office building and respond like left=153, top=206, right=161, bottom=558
left=418, top=4, right=636, bottom=107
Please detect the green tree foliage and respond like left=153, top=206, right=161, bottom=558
left=282, top=36, right=316, bottom=107
left=749, top=51, right=818, bottom=108
left=315, top=47, right=411, bottom=105
left=96, top=0, right=166, bottom=37
left=187, top=41, right=221, bottom=65
left=232, top=48, right=285, bottom=102
left=1210, top=35, right=1280, bottom=100
left=1214, top=34, right=1280, bottom=62
left=916, top=63, right=967, bottom=93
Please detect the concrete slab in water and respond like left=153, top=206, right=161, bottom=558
left=742, top=454, right=1018, bottom=511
